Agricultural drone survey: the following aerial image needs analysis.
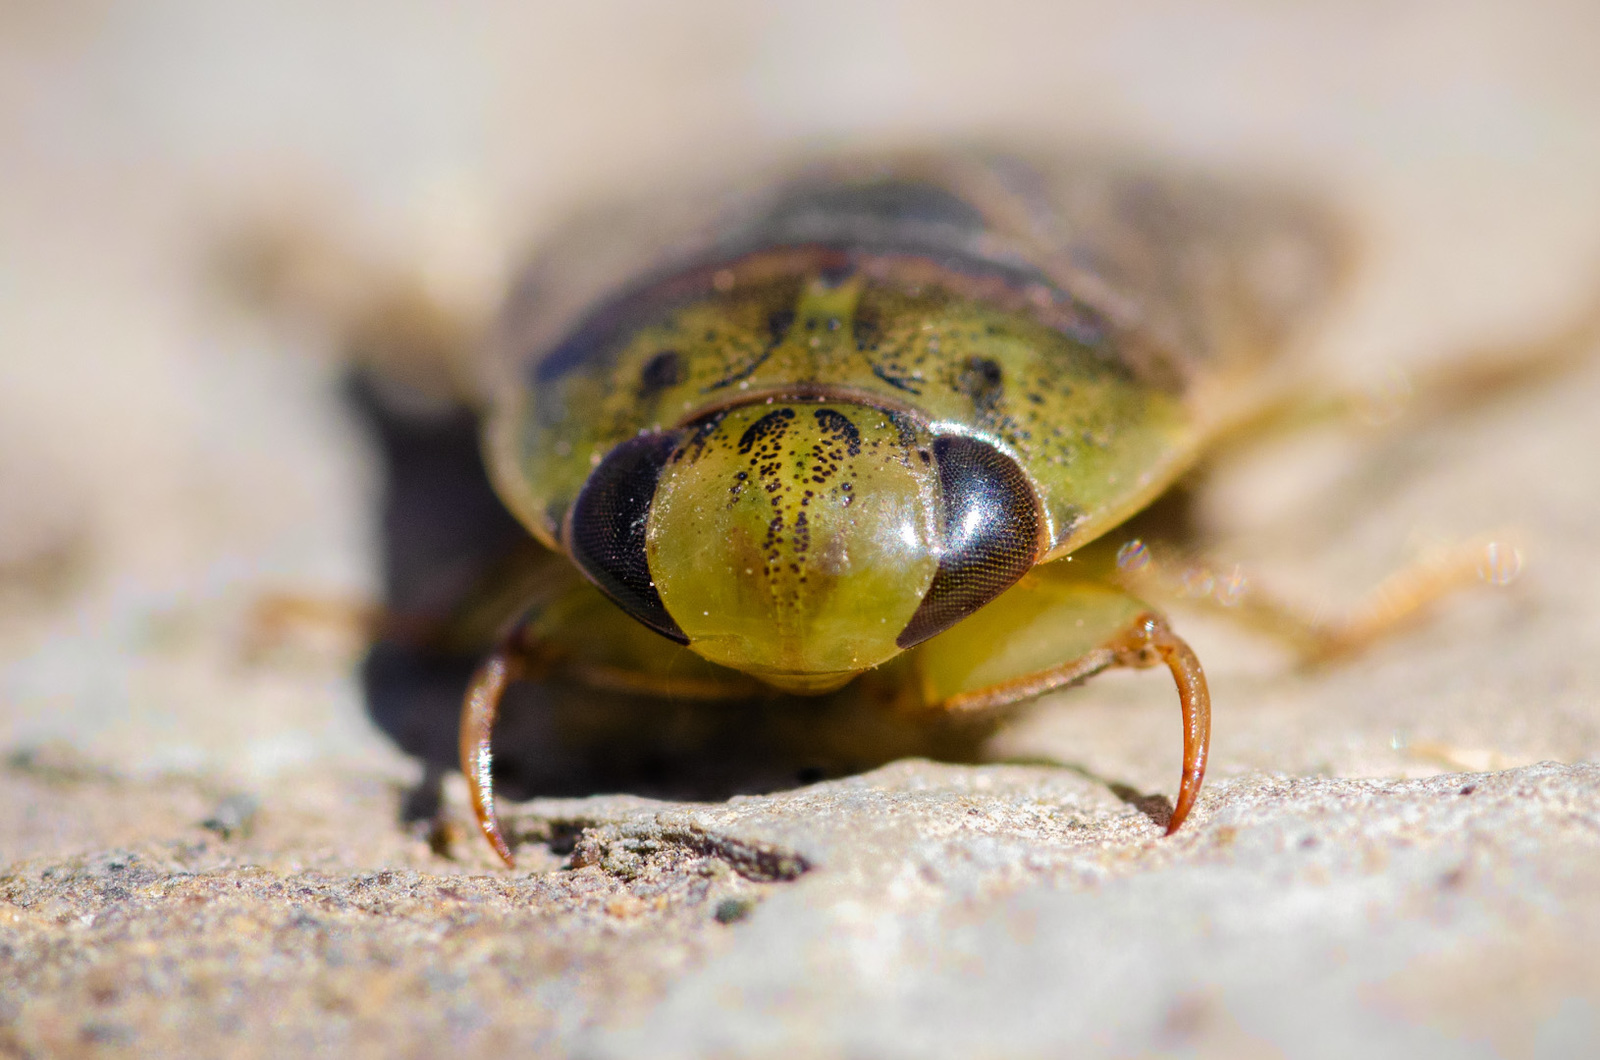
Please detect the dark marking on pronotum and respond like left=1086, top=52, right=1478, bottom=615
left=638, top=350, right=686, bottom=395
left=704, top=309, right=795, bottom=392
left=956, top=355, right=1004, bottom=413
left=872, top=363, right=923, bottom=394
left=767, top=308, right=796, bottom=345
left=853, top=304, right=881, bottom=352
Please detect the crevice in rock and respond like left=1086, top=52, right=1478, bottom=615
left=517, top=817, right=812, bottom=883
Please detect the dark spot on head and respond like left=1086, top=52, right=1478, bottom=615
left=638, top=350, right=685, bottom=395
left=678, top=409, right=728, bottom=462
left=886, top=410, right=920, bottom=448
left=738, top=407, right=796, bottom=455
left=813, top=408, right=862, bottom=457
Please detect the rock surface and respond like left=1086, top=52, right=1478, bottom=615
left=5, top=754, right=1600, bottom=1057
left=4, top=2, right=1600, bottom=1058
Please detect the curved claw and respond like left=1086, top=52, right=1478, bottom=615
left=460, top=650, right=522, bottom=868
left=1151, top=622, right=1209, bottom=834
left=1110, top=613, right=1211, bottom=835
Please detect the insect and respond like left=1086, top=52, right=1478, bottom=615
left=242, top=147, right=1557, bottom=867
left=447, top=150, right=1363, bottom=866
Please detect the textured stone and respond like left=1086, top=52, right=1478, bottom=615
left=4, top=758, right=1599, bottom=1057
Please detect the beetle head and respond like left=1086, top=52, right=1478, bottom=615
left=565, top=401, right=1041, bottom=692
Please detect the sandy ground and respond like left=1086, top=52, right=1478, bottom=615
left=4, top=2, right=1600, bottom=1057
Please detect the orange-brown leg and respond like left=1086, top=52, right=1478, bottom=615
left=1101, top=614, right=1210, bottom=835
left=1115, top=615, right=1210, bottom=835
left=1114, top=534, right=1520, bottom=664
left=460, top=644, right=525, bottom=868
left=242, top=591, right=451, bottom=661
left=923, top=604, right=1211, bottom=835
left=456, top=617, right=759, bottom=867
left=1202, top=282, right=1600, bottom=455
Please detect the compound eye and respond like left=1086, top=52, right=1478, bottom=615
left=566, top=432, right=688, bottom=643
left=897, top=435, right=1041, bottom=649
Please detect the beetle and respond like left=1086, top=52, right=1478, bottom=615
left=445, top=149, right=1360, bottom=866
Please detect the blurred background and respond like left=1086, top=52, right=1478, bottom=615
left=3, top=0, right=1600, bottom=808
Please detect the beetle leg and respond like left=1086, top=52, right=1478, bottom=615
left=460, top=644, right=525, bottom=868
left=1116, top=533, right=1519, bottom=663
left=1109, top=293, right=1597, bottom=664
left=1208, top=284, right=1600, bottom=454
left=1347, top=286, right=1600, bottom=424
left=453, top=568, right=768, bottom=867
left=903, top=572, right=1211, bottom=833
left=1106, top=614, right=1209, bottom=835
left=934, top=610, right=1210, bottom=834
left=242, top=591, right=450, bottom=662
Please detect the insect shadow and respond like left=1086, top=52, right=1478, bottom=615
left=349, top=373, right=1078, bottom=823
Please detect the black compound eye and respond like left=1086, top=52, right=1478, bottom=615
left=897, top=435, right=1041, bottom=649
left=566, top=432, right=688, bottom=643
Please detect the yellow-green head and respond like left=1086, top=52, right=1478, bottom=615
left=564, top=398, right=1042, bottom=692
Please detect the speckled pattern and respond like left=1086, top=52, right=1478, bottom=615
left=647, top=399, right=940, bottom=676
left=495, top=157, right=1342, bottom=559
